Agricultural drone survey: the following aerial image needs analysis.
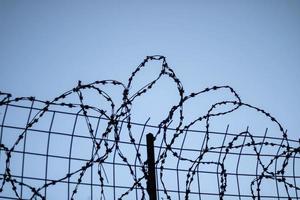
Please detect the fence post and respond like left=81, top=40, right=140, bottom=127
left=146, top=133, right=157, bottom=200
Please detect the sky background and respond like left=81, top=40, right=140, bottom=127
left=1, top=1, right=299, bottom=137
left=0, top=1, right=300, bottom=199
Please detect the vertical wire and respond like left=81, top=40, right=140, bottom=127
left=113, top=140, right=117, bottom=200
left=157, top=133, right=166, bottom=200
left=90, top=115, right=102, bottom=200
left=134, top=118, right=149, bottom=200
left=110, top=118, right=126, bottom=200
left=67, top=112, right=80, bottom=200
left=195, top=128, right=208, bottom=199
left=196, top=162, right=201, bottom=200
left=20, top=100, right=35, bottom=198
left=255, top=128, right=268, bottom=199
left=176, top=129, right=188, bottom=200
left=236, top=127, right=248, bottom=200
left=292, top=150, right=299, bottom=199
left=216, top=125, right=229, bottom=196
left=184, top=127, right=208, bottom=200
left=274, top=133, right=285, bottom=200
left=155, top=143, right=161, bottom=200
left=155, top=121, right=173, bottom=200
left=44, top=111, right=56, bottom=198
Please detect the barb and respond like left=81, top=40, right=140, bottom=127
left=0, top=55, right=299, bottom=199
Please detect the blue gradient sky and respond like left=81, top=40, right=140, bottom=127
left=1, top=1, right=300, bottom=199
left=0, top=1, right=299, bottom=136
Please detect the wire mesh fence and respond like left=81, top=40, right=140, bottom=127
left=0, top=55, right=299, bottom=199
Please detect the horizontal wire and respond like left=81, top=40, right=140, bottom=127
left=0, top=55, right=299, bottom=200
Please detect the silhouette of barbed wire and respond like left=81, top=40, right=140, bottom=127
left=0, top=55, right=299, bottom=199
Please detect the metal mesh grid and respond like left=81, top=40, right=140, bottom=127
left=0, top=55, right=299, bottom=199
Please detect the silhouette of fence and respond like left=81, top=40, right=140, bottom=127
left=0, top=55, right=299, bottom=199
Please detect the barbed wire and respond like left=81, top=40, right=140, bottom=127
left=0, top=55, right=299, bottom=199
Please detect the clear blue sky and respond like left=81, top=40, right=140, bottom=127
left=1, top=1, right=299, bottom=137
left=0, top=1, right=300, bottom=199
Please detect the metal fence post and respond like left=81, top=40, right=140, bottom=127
left=146, top=133, right=157, bottom=200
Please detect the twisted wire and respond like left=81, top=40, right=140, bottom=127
left=0, top=55, right=299, bottom=199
